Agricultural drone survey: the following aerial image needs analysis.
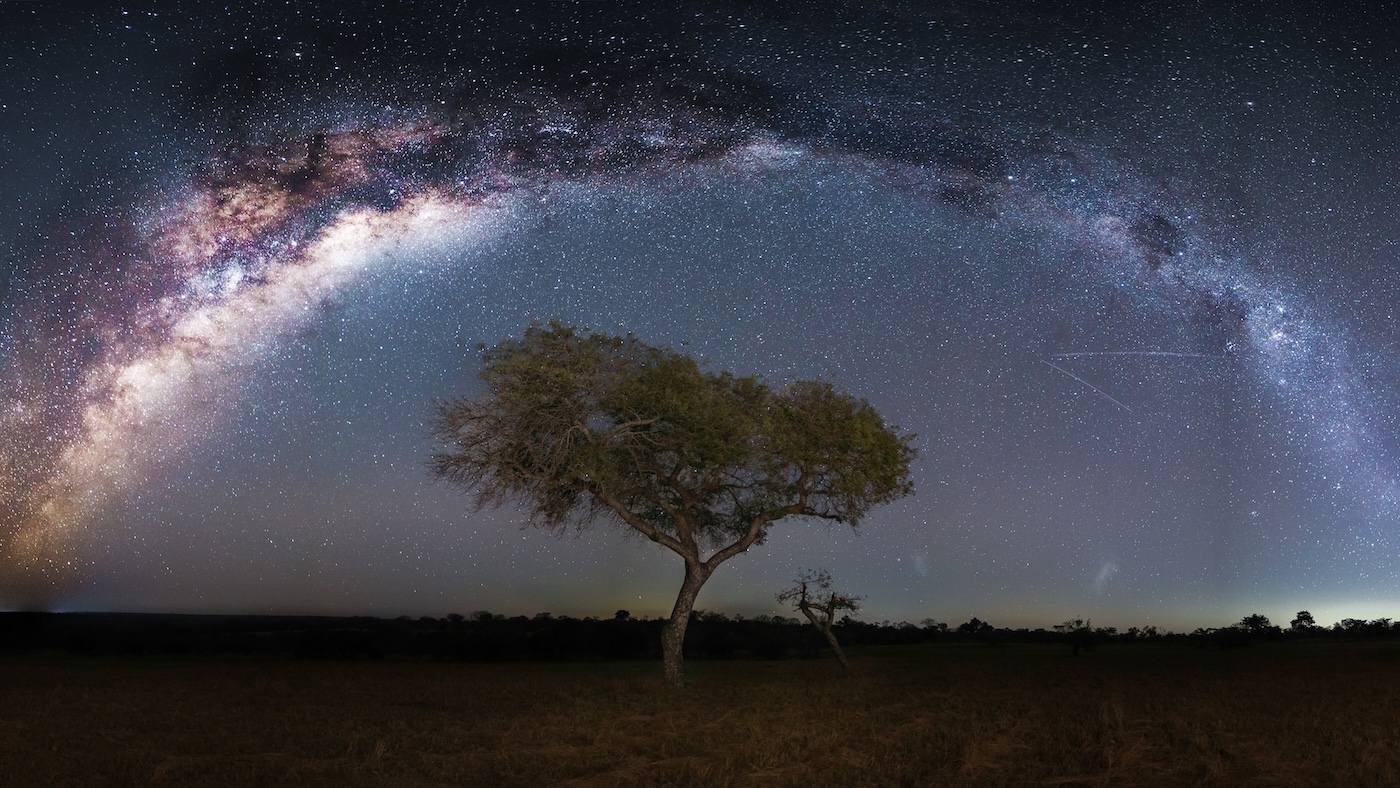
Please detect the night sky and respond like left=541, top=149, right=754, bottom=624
left=2, top=1, right=1397, bottom=631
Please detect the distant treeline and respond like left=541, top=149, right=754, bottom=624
left=0, top=610, right=1394, bottom=661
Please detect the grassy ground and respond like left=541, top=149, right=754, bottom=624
left=2, top=641, right=1399, bottom=786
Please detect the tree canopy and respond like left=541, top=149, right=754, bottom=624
left=430, top=321, right=915, bottom=683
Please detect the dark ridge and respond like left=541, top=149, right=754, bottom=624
left=2, top=611, right=1391, bottom=663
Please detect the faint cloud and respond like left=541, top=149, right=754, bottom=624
left=1093, top=560, right=1119, bottom=593
left=911, top=552, right=930, bottom=577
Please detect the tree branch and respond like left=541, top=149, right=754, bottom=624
left=594, top=489, right=694, bottom=560
left=702, top=491, right=812, bottom=571
left=641, top=487, right=686, bottom=530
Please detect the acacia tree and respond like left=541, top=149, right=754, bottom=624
left=429, top=322, right=915, bottom=685
left=777, top=568, right=861, bottom=674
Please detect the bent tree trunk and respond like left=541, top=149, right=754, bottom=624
left=798, top=605, right=852, bottom=675
left=662, top=562, right=711, bottom=686
left=818, top=624, right=851, bottom=674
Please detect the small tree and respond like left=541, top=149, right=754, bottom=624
left=430, top=322, right=915, bottom=685
left=1054, top=616, right=1095, bottom=656
left=777, top=569, right=861, bottom=673
left=957, top=617, right=993, bottom=636
left=1289, top=610, right=1317, bottom=633
left=1238, top=613, right=1272, bottom=634
left=919, top=618, right=948, bottom=634
left=1238, top=613, right=1280, bottom=640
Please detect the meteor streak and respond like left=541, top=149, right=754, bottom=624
left=1041, top=360, right=1133, bottom=413
left=1049, top=351, right=1227, bottom=360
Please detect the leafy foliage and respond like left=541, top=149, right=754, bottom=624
left=430, top=321, right=916, bottom=559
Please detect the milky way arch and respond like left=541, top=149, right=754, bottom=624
left=1, top=53, right=1392, bottom=604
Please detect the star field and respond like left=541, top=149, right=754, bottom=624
left=1, top=1, right=1397, bottom=630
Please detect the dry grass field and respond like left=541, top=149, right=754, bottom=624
left=3, top=641, right=1399, bottom=786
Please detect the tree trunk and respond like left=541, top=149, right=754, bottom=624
left=798, top=604, right=851, bottom=675
left=662, top=563, right=709, bottom=686
left=818, top=624, right=852, bottom=675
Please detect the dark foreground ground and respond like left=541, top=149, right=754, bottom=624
left=3, top=641, right=1399, bottom=787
